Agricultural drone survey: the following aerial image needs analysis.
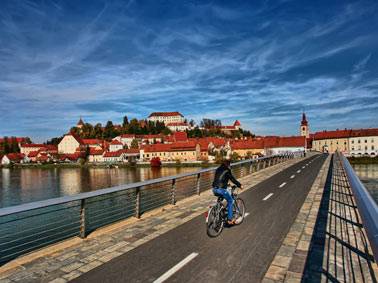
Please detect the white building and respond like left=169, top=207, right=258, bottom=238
left=349, top=129, right=378, bottom=157
left=166, top=122, right=190, bottom=132
left=114, top=134, right=136, bottom=148
left=147, top=112, right=185, bottom=124
left=109, top=140, right=123, bottom=152
left=58, top=132, right=84, bottom=154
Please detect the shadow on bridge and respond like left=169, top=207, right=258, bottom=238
left=302, top=155, right=377, bottom=282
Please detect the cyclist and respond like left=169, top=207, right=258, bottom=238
left=212, top=159, right=243, bottom=225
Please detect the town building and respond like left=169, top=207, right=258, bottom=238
left=88, top=149, right=104, bottom=163
left=1, top=153, right=28, bottom=165
left=263, top=136, right=307, bottom=155
left=348, top=129, right=378, bottom=156
left=300, top=113, right=310, bottom=138
left=58, top=132, right=85, bottom=154
left=312, top=130, right=350, bottom=154
left=166, top=122, right=190, bottom=132
left=77, top=117, right=85, bottom=129
left=109, top=140, right=123, bottom=152
left=220, top=120, right=241, bottom=135
left=82, top=139, right=103, bottom=149
left=231, top=139, right=264, bottom=158
left=147, top=112, right=185, bottom=124
left=140, top=142, right=200, bottom=162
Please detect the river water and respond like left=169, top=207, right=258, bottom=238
left=352, top=164, right=378, bottom=204
left=0, top=166, right=204, bottom=208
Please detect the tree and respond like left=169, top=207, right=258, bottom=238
left=46, top=136, right=63, bottom=145
left=200, top=118, right=222, bottom=129
left=3, top=137, right=10, bottom=154
left=189, top=119, right=195, bottom=127
left=104, top=121, right=115, bottom=139
left=130, top=139, right=139, bottom=149
left=122, top=116, right=129, bottom=128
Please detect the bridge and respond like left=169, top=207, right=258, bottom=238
left=0, top=153, right=377, bottom=282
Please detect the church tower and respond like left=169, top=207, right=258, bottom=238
left=300, top=112, right=309, bottom=138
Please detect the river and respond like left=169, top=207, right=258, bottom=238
left=352, top=164, right=378, bottom=204
left=0, top=166, right=205, bottom=208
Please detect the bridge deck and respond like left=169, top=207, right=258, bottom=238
left=264, top=155, right=378, bottom=282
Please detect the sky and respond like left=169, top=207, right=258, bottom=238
left=0, top=0, right=378, bottom=142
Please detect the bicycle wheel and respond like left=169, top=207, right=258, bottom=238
left=206, top=205, right=225, bottom=237
left=233, top=198, right=246, bottom=225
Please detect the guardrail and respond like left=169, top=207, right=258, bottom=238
left=337, top=152, right=378, bottom=262
left=0, top=153, right=302, bottom=264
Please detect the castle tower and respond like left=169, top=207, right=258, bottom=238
left=300, top=112, right=309, bottom=138
left=77, top=116, right=84, bottom=129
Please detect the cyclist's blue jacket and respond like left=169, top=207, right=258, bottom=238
left=212, top=164, right=241, bottom=189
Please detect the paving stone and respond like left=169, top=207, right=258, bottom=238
left=60, top=262, right=84, bottom=273
left=48, top=279, right=67, bottom=283
left=62, top=270, right=82, bottom=281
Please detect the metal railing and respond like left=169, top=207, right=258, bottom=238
left=338, top=152, right=378, bottom=262
left=0, top=153, right=300, bottom=264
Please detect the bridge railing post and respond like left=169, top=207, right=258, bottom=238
left=80, top=199, right=87, bottom=239
left=135, top=187, right=141, bottom=218
left=171, top=179, right=176, bottom=205
left=196, top=173, right=201, bottom=195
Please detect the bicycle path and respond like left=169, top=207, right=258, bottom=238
left=73, top=154, right=327, bottom=283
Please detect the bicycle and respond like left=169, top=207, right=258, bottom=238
left=206, top=185, right=246, bottom=237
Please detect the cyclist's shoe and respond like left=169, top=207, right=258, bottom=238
left=227, top=219, right=236, bottom=225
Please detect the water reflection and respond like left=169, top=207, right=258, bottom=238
left=0, top=166, right=202, bottom=208
left=352, top=164, right=378, bottom=204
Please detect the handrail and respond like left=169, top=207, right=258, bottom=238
left=338, top=152, right=378, bottom=261
left=0, top=153, right=291, bottom=217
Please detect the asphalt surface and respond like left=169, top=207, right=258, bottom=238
left=74, top=154, right=328, bottom=283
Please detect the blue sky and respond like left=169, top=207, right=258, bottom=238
left=0, top=0, right=378, bottom=142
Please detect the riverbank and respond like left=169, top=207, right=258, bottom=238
left=347, top=156, right=378, bottom=164
left=0, top=161, right=215, bottom=170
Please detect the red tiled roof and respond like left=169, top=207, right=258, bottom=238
left=20, top=143, right=45, bottom=148
left=103, top=151, right=122, bottom=157
left=82, top=139, right=102, bottom=145
left=120, top=134, right=136, bottom=138
left=89, top=148, right=104, bottom=155
left=166, top=122, right=188, bottom=126
left=5, top=153, right=25, bottom=161
left=263, top=136, right=306, bottom=148
left=231, top=139, right=264, bottom=150
left=139, top=134, right=164, bottom=139
left=234, top=120, right=241, bottom=126
left=350, top=128, right=378, bottom=137
left=142, top=143, right=172, bottom=153
left=174, top=132, right=188, bottom=142
left=313, top=130, right=351, bottom=140
left=110, top=140, right=123, bottom=145
left=28, top=151, right=39, bottom=158
left=148, top=112, right=183, bottom=117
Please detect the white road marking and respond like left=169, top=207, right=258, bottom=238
left=263, top=193, right=274, bottom=201
left=279, top=182, right=287, bottom=188
left=153, top=253, right=199, bottom=283
left=290, top=175, right=295, bottom=179
left=245, top=212, right=250, bottom=218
